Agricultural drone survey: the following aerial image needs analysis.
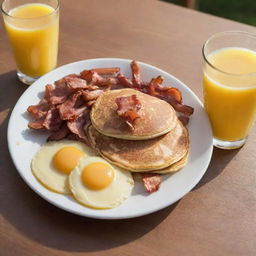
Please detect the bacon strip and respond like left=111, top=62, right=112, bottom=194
left=157, top=87, right=182, bottom=104
left=86, top=84, right=100, bottom=91
left=65, top=77, right=88, bottom=90
left=54, top=74, right=79, bottom=87
left=160, top=96, right=194, bottom=116
left=58, top=92, right=86, bottom=120
left=141, top=173, right=161, bottom=193
left=131, top=60, right=142, bottom=87
left=80, top=70, right=118, bottom=89
left=28, top=120, right=45, bottom=130
left=53, top=74, right=79, bottom=90
left=80, top=68, right=120, bottom=80
left=82, top=89, right=104, bottom=101
left=27, top=99, right=50, bottom=120
left=147, top=77, right=182, bottom=104
left=49, top=81, right=71, bottom=105
left=79, top=70, right=91, bottom=82
left=47, top=123, right=70, bottom=141
left=67, top=110, right=89, bottom=143
left=27, top=84, right=54, bottom=119
left=98, top=77, right=118, bottom=88
left=117, top=73, right=134, bottom=88
left=48, top=75, right=88, bottom=105
left=178, top=115, right=190, bottom=126
left=42, top=108, right=63, bottom=131
left=116, top=95, right=141, bottom=129
left=90, top=67, right=120, bottom=75
left=151, top=75, right=164, bottom=86
left=145, top=78, right=193, bottom=117
left=79, top=71, right=101, bottom=84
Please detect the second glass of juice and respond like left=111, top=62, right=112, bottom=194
left=1, top=0, right=59, bottom=85
left=203, top=31, right=256, bottom=149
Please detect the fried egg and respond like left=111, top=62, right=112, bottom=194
left=31, top=140, right=95, bottom=194
left=69, top=156, right=134, bottom=209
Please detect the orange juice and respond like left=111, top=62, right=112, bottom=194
left=203, top=47, right=256, bottom=141
left=3, top=3, right=59, bottom=77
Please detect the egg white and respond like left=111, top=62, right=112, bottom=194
left=69, top=156, right=134, bottom=209
left=31, top=140, right=96, bottom=194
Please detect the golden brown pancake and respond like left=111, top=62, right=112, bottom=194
left=87, top=120, right=189, bottom=172
left=150, top=151, right=189, bottom=174
left=90, top=88, right=178, bottom=140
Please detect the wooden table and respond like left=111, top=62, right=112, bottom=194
left=1, top=0, right=255, bottom=255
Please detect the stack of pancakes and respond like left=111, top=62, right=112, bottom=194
left=87, top=88, right=189, bottom=174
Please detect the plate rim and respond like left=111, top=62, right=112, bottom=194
left=7, top=58, right=213, bottom=219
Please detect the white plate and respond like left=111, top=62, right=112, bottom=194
left=8, top=58, right=213, bottom=219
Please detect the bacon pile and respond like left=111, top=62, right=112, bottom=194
left=27, top=60, right=194, bottom=193
left=27, top=68, right=120, bottom=142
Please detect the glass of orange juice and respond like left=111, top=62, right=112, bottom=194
left=203, top=31, right=256, bottom=149
left=1, top=0, right=59, bottom=85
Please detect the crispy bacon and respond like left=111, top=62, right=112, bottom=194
left=49, top=80, right=71, bottom=105
left=145, top=78, right=193, bottom=117
left=131, top=60, right=142, bottom=87
left=27, top=99, right=50, bottom=120
left=147, top=77, right=182, bottom=104
left=86, top=84, right=100, bottom=91
left=98, top=77, right=118, bottom=88
left=67, top=110, right=89, bottom=143
left=80, top=70, right=118, bottom=88
left=178, top=115, right=190, bottom=126
left=156, top=87, right=182, bottom=104
left=42, top=108, right=63, bottom=131
left=90, top=67, right=120, bottom=75
left=116, top=73, right=134, bottom=88
left=160, top=96, right=194, bottom=116
left=65, top=76, right=88, bottom=90
left=116, top=95, right=141, bottom=129
left=44, top=84, right=54, bottom=101
left=80, top=70, right=103, bottom=84
left=151, top=75, right=164, bottom=86
left=54, top=74, right=79, bottom=87
left=48, top=76, right=87, bottom=105
left=141, top=173, right=161, bottom=193
left=58, top=92, right=87, bottom=120
left=146, top=77, right=162, bottom=95
left=28, top=120, right=45, bottom=130
left=27, top=84, right=54, bottom=119
left=82, top=89, right=104, bottom=101
left=80, top=68, right=119, bottom=79
left=47, top=123, right=70, bottom=141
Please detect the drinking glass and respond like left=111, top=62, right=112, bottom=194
left=202, top=31, right=256, bottom=149
left=1, top=0, right=59, bottom=85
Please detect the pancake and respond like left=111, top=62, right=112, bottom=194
left=90, top=88, right=178, bottom=140
left=150, top=151, right=189, bottom=174
left=87, top=120, right=189, bottom=172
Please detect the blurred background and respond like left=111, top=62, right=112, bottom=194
left=163, top=0, right=256, bottom=26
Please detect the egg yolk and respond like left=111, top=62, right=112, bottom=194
left=82, top=162, right=114, bottom=190
left=53, top=147, right=83, bottom=174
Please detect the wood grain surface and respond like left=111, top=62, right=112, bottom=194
left=0, top=0, right=255, bottom=255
